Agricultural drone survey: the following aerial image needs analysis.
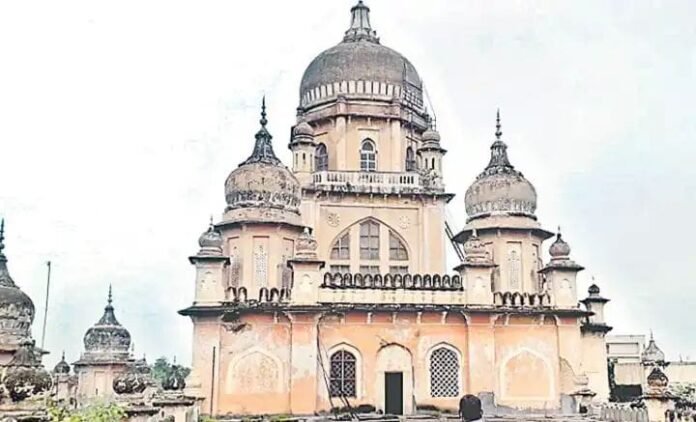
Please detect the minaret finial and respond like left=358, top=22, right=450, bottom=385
left=0, top=218, right=5, bottom=255
left=209, top=215, right=214, bottom=227
left=650, top=330, right=654, bottom=341
left=61, top=350, right=66, bottom=361
left=107, top=284, right=113, bottom=306
left=495, top=108, right=502, bottom=140
left=344, top=0, right=379, bottom=43
left=260, top=95, right=267, bottom=127
left=241, top=96, right=281, bottom=166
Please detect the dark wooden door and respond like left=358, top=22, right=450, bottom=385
left=384, top=372, right=403, bottom=415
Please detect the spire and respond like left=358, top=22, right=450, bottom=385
left=240, top=97, right=281, bottom=166
left=0, top=218, right=16, bottom=288
left=98, top=285, right=121, bottom=326
left=343, top=1, right=380, bottom=43
left=486, top=109, right=513, bottom=169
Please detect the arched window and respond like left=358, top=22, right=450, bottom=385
left=405, top=147, right=416, bottom=172
left=315, top=143, right=328, bottom=171
left=329, top=350, right=356, bottom=397
left=389, top=231, right=408, bottom=260
left=360, top=139, right=377, bottom=172
left=359, top=220, right=380, bottom=260
left=430, top=347, right=460, bottom=397
left=330, top=232, right=350, bottom=260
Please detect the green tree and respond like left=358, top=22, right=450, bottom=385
left=48, top=402, right=125, bottom=422
left=150, top=356, right=191, bottom=389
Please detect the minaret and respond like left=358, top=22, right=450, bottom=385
left=289, top=120, right=316, bottom=185
left=539, top=228, right=584, bottom=307
left=454, top=111, right=553, bottom=294
left=189, top=219, right=229, bottom=304
left=454, top=229, right=495, bottom=305
left=417, top=117, right=447, bottom=182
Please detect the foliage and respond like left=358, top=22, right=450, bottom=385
left=671, top=382, right=696, bottom=405
left=48, top=401, right=126, bottom=422
left=150, top=356, right=191, bottom=389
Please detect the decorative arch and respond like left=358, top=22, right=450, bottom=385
left=499, top=347, right=554, bottom=401
left=226, top=347, right=283, bottom=394
left=327, top=342, right=363, bottom=399
left=315, top=143, right=328, bottom=171
left=426, top=342, right=462, bottom=398
left=360, top=139, right=377, bottom=172
left=376, top=343, right=414, bottom=414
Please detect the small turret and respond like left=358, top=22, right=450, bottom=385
left=580, top=282, right=611, bottom=334
left=539, top=228, right=584, bottom=307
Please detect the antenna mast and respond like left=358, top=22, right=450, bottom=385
left=40, top=261, right=51, bottom=350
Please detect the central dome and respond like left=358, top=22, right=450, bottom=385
left=299, top=1, right=423, bottom=108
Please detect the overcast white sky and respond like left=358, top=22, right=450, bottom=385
left=1, top=0, right=695, bottom=368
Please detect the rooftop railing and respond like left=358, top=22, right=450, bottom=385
left=311, top=170, right=444, bottom=194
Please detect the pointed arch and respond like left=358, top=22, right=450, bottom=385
left=327, top=343, right=362, bottom=399
left=389, top=230, right=408, bottom=260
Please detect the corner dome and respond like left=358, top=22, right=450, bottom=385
left=299, top=1, right=423, bottom=109
left=0, top=220, right=35, bottom=349
left=465, top=111, right=537, bottom=221
left=198, top=221, right=223, bottom=255
left=224, top=99, right=301, bottom=226
left=82, top=287, right=131, bottom=361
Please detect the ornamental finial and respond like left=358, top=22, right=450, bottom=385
left=344, top=0, right=379, bottom=43
left=0, top=218, right=5, bottom=255
left=260, top=95, right=267, bottom=128
left=495, top=108, right=502, bottom=140
left=107, top=284, right=113, bottom=307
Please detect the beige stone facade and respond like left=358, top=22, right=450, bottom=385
left=179, top=1, right=614, bottom=418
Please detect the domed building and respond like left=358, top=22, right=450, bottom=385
left=73, top=286, right=133, bottom=400
left=0, top=220, right=40, bottom=365
left=180, top=1, right=613, bottom=417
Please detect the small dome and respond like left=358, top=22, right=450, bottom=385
left=53, top=352, right=70, bottom=374
left=549, top=232, right=571, bottom=258
left=642, top=333, right=666, bottom=363
left=293, top=121, right=314, bottom=137
left=83, top=287, right=131, bottom=361
left=0, top=221, right=35, bottom=349
left=588, top=284, right=601, bottom=295
left=647, top=366, right=669, bottom=389
left=465, top=111, right=537, bottom=221
left=299, top=1, right=422, bottom=108
left=198, top=221, right=223, bottom=255
left=224, top=99, right=301, bottom=226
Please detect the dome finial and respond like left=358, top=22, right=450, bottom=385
left=0, top=218, right=5, bottom=258
left=260, top=95, right=268, bottom=128
left=486, top=109, right=512, bottom=169
left=344, top=0, right=379, bottom=43
left=107, top=284, right=113, bottom=307
left=495, top=108, right=502, bottom=140
left=240, top=96, right=281, bottom=166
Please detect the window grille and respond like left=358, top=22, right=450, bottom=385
left=430, top=347, right=459, bottom=398
left=508, top=249, right=521, bottom=289
left=331, top=233, right=350, bottom=260
left=254, top=245, right=268, bottom=287
left=359, top=221, right=380, bottom=260
left=359, top=265, right=380, bottom=275
left=329, top=264, right=350, bottom=274
left=329, top=350, right=356, bottom=397
left=389, top=266, right=409, bottom=275
left=389, top=231, right=408, bottom=260
left=360, top=139, right=377, bottom=172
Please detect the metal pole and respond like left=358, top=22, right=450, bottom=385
left=210, top=346, right=216, bottom=416
left=40, top=260, right=51, bottom=350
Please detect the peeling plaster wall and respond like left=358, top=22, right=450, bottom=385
left=197, top=310, right=590, bottom=416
